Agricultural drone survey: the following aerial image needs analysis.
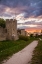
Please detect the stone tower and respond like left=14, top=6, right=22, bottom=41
left=6, top=19, right=18, bottom=40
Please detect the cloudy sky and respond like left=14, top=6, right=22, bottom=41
left=0, top=0, right=42, bottom=29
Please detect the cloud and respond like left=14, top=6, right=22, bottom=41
left=0, top=4, right=28, bottom=18
left=0, top=0, right=42, bottom=29
left=17, top=15, right=42, bottom=29
left=0, top=0, right=42, bottom=18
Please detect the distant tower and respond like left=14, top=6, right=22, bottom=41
left=6, top=19, right=18, bottom=40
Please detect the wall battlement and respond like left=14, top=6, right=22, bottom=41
left=6, top=19, right=17, bottom=22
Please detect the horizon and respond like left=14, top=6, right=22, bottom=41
left=25, top=28, right=42, bottom=33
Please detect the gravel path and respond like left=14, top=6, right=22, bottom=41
left=3, top=41, right=38, bottom=64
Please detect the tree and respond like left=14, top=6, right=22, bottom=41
left=30, top=34, right=33, bottom=37
left=0, top=18, right=6, bottom=28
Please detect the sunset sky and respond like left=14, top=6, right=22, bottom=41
left=0, top=0, right=42, bottom=29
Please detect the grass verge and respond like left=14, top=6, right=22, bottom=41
left=0, top=37, right=35, bottom=64
left=31, top=39, right=42, bottom=64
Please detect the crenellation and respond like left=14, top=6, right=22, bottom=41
left=10, top=19, right=13, bottom=21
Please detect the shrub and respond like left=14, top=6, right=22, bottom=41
left=19, top=35, right=28, bottom=41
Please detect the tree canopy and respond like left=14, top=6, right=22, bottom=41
left=0, top=18, right=6, bottom=28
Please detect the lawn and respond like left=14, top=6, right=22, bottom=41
left=0, top=37, right=35, bottom=64
left=31, top=37, right=42, bottom=64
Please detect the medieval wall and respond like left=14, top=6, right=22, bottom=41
left=0, top=19, right=18, bottom=41
left=0, top=26, right=6, bottom=41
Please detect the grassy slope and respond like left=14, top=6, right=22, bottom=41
left=0, top=37, right=35, bottom=63
left=31, top=39, right=42, bottom=64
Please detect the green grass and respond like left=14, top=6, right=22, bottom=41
left=0, top=37, right=35, bottom=64
left=31, top=39, right=42, bottom=64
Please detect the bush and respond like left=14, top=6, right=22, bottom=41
left=19, top=35, right=28, bottom=41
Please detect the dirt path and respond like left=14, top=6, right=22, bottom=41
left=3, top=41, right=38, bottom=64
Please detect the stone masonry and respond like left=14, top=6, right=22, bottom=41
left=6, top=19, right=18, bottom=40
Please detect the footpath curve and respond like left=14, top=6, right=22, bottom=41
left=3, top=41, right=38, bottom=64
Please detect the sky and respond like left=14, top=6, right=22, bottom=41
left=0, top=0, right=42, bottom=29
